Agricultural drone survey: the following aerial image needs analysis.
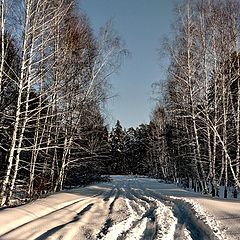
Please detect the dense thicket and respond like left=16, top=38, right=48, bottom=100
left=108, top=120, right=150, bottom=175
left=0, top=0, right=127, bottom=206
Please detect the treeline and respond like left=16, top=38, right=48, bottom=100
left=150, top=0, right=240, bottom=197
left=0, top=0, right=127, bottom=206
left=107, top=120, right=172, bottom=179
left=108, top=120, right=149, bottom=175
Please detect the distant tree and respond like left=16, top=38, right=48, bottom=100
left=109, top=120, right=125, bottom=173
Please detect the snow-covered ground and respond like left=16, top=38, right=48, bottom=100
left=0, top=175, right=239, bottom=240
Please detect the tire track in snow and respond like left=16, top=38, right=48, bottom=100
left=97, top=187, right=149, bottom=240
left=117, top=201, right=157, bottom=240
left=99, top=186, right=159, bottom=240
left=101, top=198, right=138, bottom=240
left=129, top=187, right=162, bottom=239
left=144, top=189, right=215, bottom=240
left=127, top=188, right=177, bottom=240
left=96, top=188, right=120, bottom=239
left=117, top=198, right=148, bottom=240
left=97, top=188, right=134, bottom=240
left=125, top=189, right=149, bottom=217
left=115, top=188, right=157, bottom=239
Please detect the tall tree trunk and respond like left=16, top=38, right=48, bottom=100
left=0, top=0, right=31, bottom=206
left=0, top=0, right=5, bottom=103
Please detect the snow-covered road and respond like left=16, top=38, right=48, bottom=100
left=0, top=176, right=239, bottom=240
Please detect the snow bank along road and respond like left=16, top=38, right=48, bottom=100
left=0, top=176, right=239, bottom=240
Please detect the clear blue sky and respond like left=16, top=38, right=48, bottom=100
left=80, top=0, right=177, bottom=129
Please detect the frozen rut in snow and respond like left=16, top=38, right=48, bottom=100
left=0, top=175, right=238, bottom=240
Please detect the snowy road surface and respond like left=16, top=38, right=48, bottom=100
left=0, top=175, right=239, bottom=240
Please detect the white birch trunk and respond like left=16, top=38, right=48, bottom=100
left=0, top=0, right=31, bottom=206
